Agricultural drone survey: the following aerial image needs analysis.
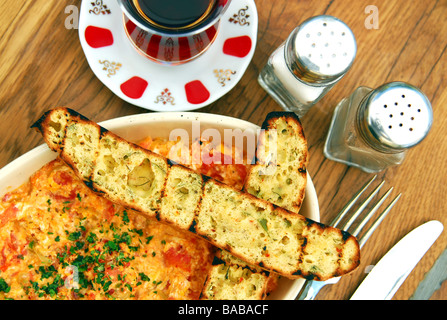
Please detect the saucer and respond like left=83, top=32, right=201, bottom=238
left=78, top=0, right=258, bottom=112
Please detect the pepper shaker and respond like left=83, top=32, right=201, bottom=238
left=324, top=82, right=433, bottom=173
left=258, top=15, right=357, bottom=118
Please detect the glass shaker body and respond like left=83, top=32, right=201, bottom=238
left=324, top=87, right=406, bottom=173
left=324, top=83, right=433, bottom=173
left=258, top=15, right=357, bottom=118
left=258, top=43, right=336, bottom=118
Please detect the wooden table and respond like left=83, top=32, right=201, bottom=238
left=0, top=0, right=445, bottom=300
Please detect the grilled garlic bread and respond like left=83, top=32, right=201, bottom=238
left=32, top=107, right=360, bottom=281
left=244, top=112, right=308, bottom=213
left=200, top=250, right=275, bottom=300
left=202, top=112, right=308, bottom=299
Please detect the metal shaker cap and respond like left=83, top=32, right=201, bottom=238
left=358, top=82, right=433, bottom=151
left=285, top=15, right=357, bottom=84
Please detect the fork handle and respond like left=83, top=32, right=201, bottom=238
left=295, top=280, right=326, bottom=300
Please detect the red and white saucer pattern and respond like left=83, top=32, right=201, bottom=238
left=79, top=0, right=258, bottom=111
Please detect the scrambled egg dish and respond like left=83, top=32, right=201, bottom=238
left=0, top=137, right=249, bottom=300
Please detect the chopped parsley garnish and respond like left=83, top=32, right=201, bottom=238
left=68, top=231, right=82, bottom=241
left=146, top=236, right=154, bottom=244
left=38, top=265, right=57, bottom=279
left=20, top=202, right=156, bottom=299
left=86, top=232, right=97, bottom=244
left=0, top=278, right=10, bottom=293
left=139, top=273, right=150, bottom=282
left=122, top=210, right=129, bottom=223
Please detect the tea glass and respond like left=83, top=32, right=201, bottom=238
left=116, top=0, right=232, bottom=65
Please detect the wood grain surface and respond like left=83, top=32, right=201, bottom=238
left=0, top=0, right=445, bottom=300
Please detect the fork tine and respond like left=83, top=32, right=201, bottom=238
left=342, top=180, right=385, bottom=231
left=295, top=178, right=400, bottom=301
left=351, top=187, right=394, bottom=238
left=330, top=175, right=377, bottom=227
left=358, top=193, right=402, bottom=248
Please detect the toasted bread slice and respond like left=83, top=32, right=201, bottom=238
left=159, top=164, right=204, bottom=229
left=200, top=250, right=275, bottom=300
left=32, top=107, right=360, bottom=281
left=32, top=108, right=168, bottom=216
left=244, top=112, right=308, bottom=213
left=202, top=112, right=308, bottom=299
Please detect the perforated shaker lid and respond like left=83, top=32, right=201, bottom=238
left=358, top=82, right=433, bottom=151
left=285, top=15, right=357, bottom=83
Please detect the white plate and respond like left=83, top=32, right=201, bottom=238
left=78, top=0, right=258, bottom=111
left=0, top=112, right=319, bottom=300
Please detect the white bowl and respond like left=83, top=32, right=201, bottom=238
left=0, top=112, right=319, bottom=300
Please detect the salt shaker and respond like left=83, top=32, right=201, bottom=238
left=324, top=82, right=433, bottom=173
left=258, top=15, right=357, bottom=118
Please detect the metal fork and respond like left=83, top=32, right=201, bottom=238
left=295, top=175, right=401, bottom=300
